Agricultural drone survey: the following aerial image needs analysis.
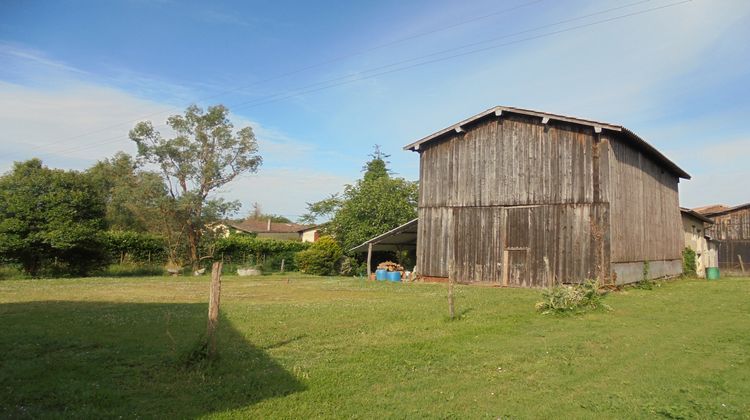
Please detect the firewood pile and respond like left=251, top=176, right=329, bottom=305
left=377, top=261, right=404, bottom=272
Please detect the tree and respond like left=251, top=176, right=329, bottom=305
left=87, top=152, right=166, bottom=232
left=302, top=146, right=418, bottom=252
left=129, top=104, right=262, bottom=268
left=0, top=159, right=108, bottom=276
left=246, top=202, right=292, bottom=223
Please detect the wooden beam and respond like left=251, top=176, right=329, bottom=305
left=454, top=126, right=464, bottom=134
left=367, top=242, right=373, bottom=280
left=494, top=109, right=503, bottom=117
left=541, top=117, right=550, bottom=124
left=594, top=126, right=603, bottom=134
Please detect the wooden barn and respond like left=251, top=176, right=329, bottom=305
left=404, top=106, right=690, bottom=286
left=697, top=203, right=750, bottom=272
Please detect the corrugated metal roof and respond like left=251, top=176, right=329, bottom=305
left=403, top=105, right=690, bottom=179
left=349, top=218, right=418, bottom=253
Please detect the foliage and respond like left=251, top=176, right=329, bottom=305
left=301, top=146, right=418, bottom=252
left=339, top=256, right=367, bottom=276
left=98, top=263, right=164, bottom=277
left=295, top=236, right=343, bottom=276
left=102, top=230, right=167, bottom=264
left=87, top=152, right=167, bottom=232
left=247, top=202, right=292, bottom=223
left=215, top=235, right=310, bottom=272
left=0, top=159, right=108, bottom=276
left=535, top=280, right=611, bottom=314
left=682, top=247, right=697, bottom=277
left=129, top=104, right=262, bottom=268
left=631, top=260, right=660, bottom=289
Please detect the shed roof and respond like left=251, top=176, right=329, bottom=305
left=349, top=218, right=418, bottom=253
left=680, top=207, right=715, bottom=225
left=403, top=105, right=690, bottom=179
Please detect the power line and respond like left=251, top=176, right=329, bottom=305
left=11, top=0, right=547, bottom=156
left=21, top=0, right=691, bottom=160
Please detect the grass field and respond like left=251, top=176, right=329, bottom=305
left=1, top=274, right=748, bottom=418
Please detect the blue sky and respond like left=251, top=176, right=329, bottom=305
left=1, top=0, right=749, bottom=219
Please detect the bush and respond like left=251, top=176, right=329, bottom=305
left=295, top=236, right=343, bottom=276
left=535, top=280, right=611, bottom=314
left=682, top=247, right=697, bottom=277
left=103, top=231, right=167, bottom=264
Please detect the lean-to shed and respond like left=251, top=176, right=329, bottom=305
left=404, top=106, right=690, bottom=286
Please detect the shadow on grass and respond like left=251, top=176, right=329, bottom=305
left=0, top=301, right=304, bottom=418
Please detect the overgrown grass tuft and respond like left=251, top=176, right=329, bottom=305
left=99, top=263, right=165, bottom=277
left=535, top=280, right=611, bottom=314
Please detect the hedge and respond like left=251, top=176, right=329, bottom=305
left=103, top=231, right=167, bottom=264
left=215, top=235, right=311, bottom=271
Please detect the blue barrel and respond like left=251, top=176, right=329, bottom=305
left=386, top=271, right=402, bottom=282
left=375, top=269, right=388, bottom=281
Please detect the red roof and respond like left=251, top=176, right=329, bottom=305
left=231, top=219, right=310, bottom=234
left=693, top=204, right=731, bottom=215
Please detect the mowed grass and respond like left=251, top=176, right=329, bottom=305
left=1, top=275, right=748, bottom=418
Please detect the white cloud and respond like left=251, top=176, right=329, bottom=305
left=215, top=168, right=350, bottom=219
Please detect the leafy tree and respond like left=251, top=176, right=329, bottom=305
left=129, top=105, right=262, bottom=268
left=246, top=202, right=292, bottom=223
left=87, top=152, right=166, bottom=232
left=0, top=159, right=108, bottom=276
left=302, top=146, right=418, bottom=252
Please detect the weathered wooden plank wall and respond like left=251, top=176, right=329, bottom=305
left=705, top=207, right=750, bottom=269
left=607, top=137, right=682, bottom=263
left=416, top=114, right=612, bottom=286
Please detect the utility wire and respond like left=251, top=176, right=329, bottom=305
left=12, top=0, right=547, bottom=155
left=22, top=0, right=690, bottom=159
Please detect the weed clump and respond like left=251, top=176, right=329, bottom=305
left=535, top=280, right=611, bottom=315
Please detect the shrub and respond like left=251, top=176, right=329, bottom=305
left=535, top=280, right=611, bottom=314
left=295, top=236, right=343, bottom=276
left=103, top=231, right=167, bottom=264
left=682, top=247, right=697, bottom=277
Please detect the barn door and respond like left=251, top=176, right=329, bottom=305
left=502, top=207, right=531, bottom=287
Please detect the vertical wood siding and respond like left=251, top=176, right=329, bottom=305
left=705, top=208, right=750, bottom=270
left=415, top=112, right=682, bottom=286
left=607, top=136, right=682, bottom=263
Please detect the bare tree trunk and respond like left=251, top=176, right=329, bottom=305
left=206, top=261, right=222, bottom=358
left=186, top=223, right=200, bottom=270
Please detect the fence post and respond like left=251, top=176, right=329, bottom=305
left=280, top=259, right=285, bottom=273
left=206, top=261, right=223, bottom=358
left=367, top=243, right=373, bottom=280
left=739, top=255, right=746, bottom=273
left=447, top=262, right=455, bottom=320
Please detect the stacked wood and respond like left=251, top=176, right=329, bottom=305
left=377, top=261, right=404, bottom=272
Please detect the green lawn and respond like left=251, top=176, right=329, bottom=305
left=1, top=274, right=748, bottom=418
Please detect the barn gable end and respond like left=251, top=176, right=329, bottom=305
left=408, top=106, right=688, bottom=286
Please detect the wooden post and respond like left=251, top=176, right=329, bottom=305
left=367, top=242, right=373, bottom=280
left=447, top=262, right=455, bottom=320
left=206, top=261, right=223, bottom=358
left=739, top=255, right=746, bottom=273
left=280, top=259, right=285, bottom=273
left=502, top=250, right=510, bottom=287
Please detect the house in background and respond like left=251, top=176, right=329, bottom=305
left=404, top=105, right=690, bottom=287
left=299, top=225, right=321, bottom=243
left=680, top=208, right=718, bottom=277
left=231, top=219, right=312, bottom=241
left=697, top=203, right=750, bottom=272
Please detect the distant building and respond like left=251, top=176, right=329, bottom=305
left=680, top=208, right=718, bottom=277
left=299, top=225, right=321, bottom=243
left=231, top=219, right=312, bottom=241
left=697, top=203, right=750, bottom=272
